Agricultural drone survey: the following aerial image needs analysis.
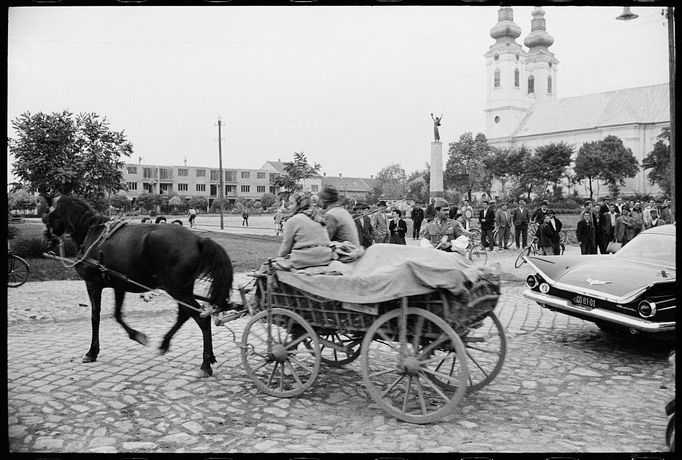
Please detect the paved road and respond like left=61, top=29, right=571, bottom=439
left=7, top=263, right=675, bottom=455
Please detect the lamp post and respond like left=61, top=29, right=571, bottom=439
left=217, top=116, right=225, bottom=230
left=617, top=7, right=675, bottom=222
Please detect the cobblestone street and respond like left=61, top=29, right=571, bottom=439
left=7, top=268, right=675, bottom=455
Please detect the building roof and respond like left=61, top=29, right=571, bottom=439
left=321, top=176, right=378, bottom=193
left=261, top=160, right=322, bottom=177
left=511, top=83, right=669, bottom=139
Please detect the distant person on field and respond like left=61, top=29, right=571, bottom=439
left=187, top=207, right=197, bottom=229
left=242, top=209, right=249, bottom=227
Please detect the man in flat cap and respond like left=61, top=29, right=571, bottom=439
left=318, top=185, right=360, bottom=246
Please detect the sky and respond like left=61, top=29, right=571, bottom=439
left=6, top=4, right=671, bottom=184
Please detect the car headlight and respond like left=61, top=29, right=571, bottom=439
left=539, top=283, right=550, bottom=294
left=526, top=275, right=538, bottom=289
left=637, top=300, right=657, bottom=318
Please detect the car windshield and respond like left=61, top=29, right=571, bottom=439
left=614, top=231, right=676, bottom=267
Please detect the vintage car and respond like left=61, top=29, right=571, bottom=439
left=523, top=224, right=676, bottom=340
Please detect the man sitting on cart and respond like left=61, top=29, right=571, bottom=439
left=419, top=199, right=472, bottom=254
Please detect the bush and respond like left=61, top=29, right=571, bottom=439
left=8, top=226, right=21, bottom=240
left=10, top=235, right=79, bottom=259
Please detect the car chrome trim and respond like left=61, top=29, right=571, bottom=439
left=525, top=259, right=676, bottom=304
left=523, top=290, right=676, bottom=332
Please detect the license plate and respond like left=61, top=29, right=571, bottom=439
left=572, top=294, right=596, bottom=309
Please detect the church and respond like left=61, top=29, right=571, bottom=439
left=484, top=7, right=669, bottom=198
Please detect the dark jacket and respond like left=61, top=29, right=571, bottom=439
left=410, top=206, right=424, bottom=223
left=354, top=215, right=374, bottom=248
left=478, top=207, right=495, bottom=230
left=576, top=219, right=596, bottom=245
left=511, top=206, right=531, bottom=227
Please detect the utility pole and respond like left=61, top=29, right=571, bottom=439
left=218, top=117, right=225, bottom=230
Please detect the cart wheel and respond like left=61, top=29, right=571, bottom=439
left=428, top=312, right=506, bottom=392
left=306, top=331, right=363, bottom=367
left=241, top=308, right=321, bottom=397
left=468, top=243, right=487, bottom=265
left=361, top=307, right=468, bottom=424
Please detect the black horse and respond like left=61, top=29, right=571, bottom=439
left=42, top=195, right=234, bottom=377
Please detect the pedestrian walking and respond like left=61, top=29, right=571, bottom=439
left=242, top=209, right=249, bottom=227
left=511, top=199, right=530, bottom=249
left=410, top=202, right=424, bottom=239
left=478, top=200, right=495, bottom=251
left=187, top=207, right=197, bottom=229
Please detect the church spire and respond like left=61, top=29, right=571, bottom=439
left=489, top=6, right=522, bottom=43
left=524, top=7, right=554, bottom=50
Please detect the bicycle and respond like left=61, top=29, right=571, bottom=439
left=492, top=226, right=514, bottom=249
left=437, top=235, right=488, bottom=265
left=8, top=249, right=30, bottom=287
left=514, top=237, right=564, bottom=268
left=559, top=229, right=578, bottom=245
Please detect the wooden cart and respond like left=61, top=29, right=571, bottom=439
left=237, top=261, right=506, bottom=424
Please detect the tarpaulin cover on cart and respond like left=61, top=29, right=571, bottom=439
left=274, top=243, right=498, bottom=304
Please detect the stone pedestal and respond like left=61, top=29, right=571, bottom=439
left=430, top=141, right=444, bottom=198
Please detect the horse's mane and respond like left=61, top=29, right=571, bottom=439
left=58, top=195, right=110, bottom=228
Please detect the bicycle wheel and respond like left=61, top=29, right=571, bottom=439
left=8, top=254, right=30, bottom=287
left=514, top=245, right=533, bottom=269
left=468, top=228, right=481, bottom=245
left=559, top=230, right=568, bottom=245
left=566, top=230, right=578, bottom=245
left=468, top=243, right=488, bottom=265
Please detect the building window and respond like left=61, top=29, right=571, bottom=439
left=269, top=186, right=276, bottom=194
left=527, top=75, right=535, bottom=94
left=241, top=171, right=250, bottom=179
left=143, top=183, right=153, bottom=193
left=257, top=185, right=266, bottom=193
left=241, top=185, right=250, bottom=193
left=196, top=169, right=206, bottom=177
left=257, top=172, right=266, bottom=179
left=160, top=183, right=173, bottom=194
left=494, top=69, right=500, bottom=88
left=127, top=182, right=138, bottom=191
left=143, top=167, right=157, bottom=179
left=210, top=170, right=220, bottom=181
left=196, top=184, right=206, bottom=192
left=547, top=75, right=553, bottom=94
left=159, top=168, right=172, bottom=180
left=225, top=170, right=237, bottom=182
left=210, top=184, right=217, bottom=196
left=127, top=166, right=138, bottom=175
left=311, top=185, right=319, bottom=192
left=177, top=168, right=188, bottom=177
left=514, top=68, right=519, bottom=87
left=226, top=185, right=235, bottom=194
left=494, top=116, right=500, bottom=124
left=178, top=184, right=188, bottom=192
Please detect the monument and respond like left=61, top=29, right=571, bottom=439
left=430, top=113, right=444, bottom=198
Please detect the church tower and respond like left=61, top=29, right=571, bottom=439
left=523, top=7, right=559, bottom=104
left=484, top=7, right=528, bottom=140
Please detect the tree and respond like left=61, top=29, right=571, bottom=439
left=642, top=127, right=671, bottom=195
left=596, top=135, right=639, bottom=196
left=444, top=132, right=493, bottom=201
left=189, top=196, right=209, bottom=212
left=375, top=163, right=407, bottom=198
left=9, top=111, right=133, bottom=202
left=109, top=194, right=131, bottom=211
left=8, top=188, right=38, bottom=213
left=260, top=192, right=277, bottom=209
left=483, top=147, right=511, bottom=197
left=271, top=152, right=321, bottom=195
left=534, top=142, right=574, bottom=194
left=573, top=141, right=603, bottom=201
left=135, top=193, right=164, bottom=213
left=516, top=148, right=547, bottom=201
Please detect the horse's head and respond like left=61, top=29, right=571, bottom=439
left=41, top=195, right=94, bottom=247
left=41, top=195, right=67, bottom=250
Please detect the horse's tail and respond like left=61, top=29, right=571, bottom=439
left=195, top=238, right=233, bottom=309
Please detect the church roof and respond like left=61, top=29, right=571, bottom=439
left=511, top=83, right=669, bottom=139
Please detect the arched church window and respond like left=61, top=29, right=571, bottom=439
left=494, top=69, right=500, bottom=88
left=528, top=75, right=535, bottom=94
left=494, top=53, right=499, bottom=61
left=514, top=68, right=520, bottom=87
left=548, top=75, right=553, bottom=94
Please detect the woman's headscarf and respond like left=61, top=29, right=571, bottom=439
left=288, top=192, right=326, bottom=225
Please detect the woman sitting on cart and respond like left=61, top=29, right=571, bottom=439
left=276, top=192, right=334, bottom=269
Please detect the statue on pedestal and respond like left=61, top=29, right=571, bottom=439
left=430, top=113, right=442, bottom=142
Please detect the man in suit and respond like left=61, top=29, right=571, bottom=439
left=494, top=201, right=512, bottom=250
left=478, top=200, right=495, bottom=251
left=410, top=202, right=424, bottom=240
left=644, top=208, right=665, bottom=229
left=576, top=210, right=597, bottom=255
left=354, top=205, right=374, bottom=248
left=532, top=200, right=550, bottom=225
left=371, top=201, right=390, bottom=244
left=603, top=203, right=619, bottom=245
left=511, top=199, right=531, bottom=249
left=583, top=200, right=600, bottom=254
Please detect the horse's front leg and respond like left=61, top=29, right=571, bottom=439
left=84, top=285, right=103, bottom=363
left=114, top=289, right=148, bottom=346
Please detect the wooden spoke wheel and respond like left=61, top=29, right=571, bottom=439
left=241, top=308, right=321, bottom=398
left=361, top=307, right=468, bottom=424
left=306, top=331, right=364, bottom=367
left=427, top=312, right=506, bottom=393
left=468, top=243, right=488, bottom=265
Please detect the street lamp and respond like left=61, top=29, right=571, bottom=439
left=616, top=7, right=675, bottom=222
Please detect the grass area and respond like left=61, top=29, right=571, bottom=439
left=10, top=222, right=282, bottom=282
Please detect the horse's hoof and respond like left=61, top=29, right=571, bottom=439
left=133, top=332, right=149, bottom=346
left=83, top=355, right=97, bottom=363
left=199, top=367, right=213, bottom=378
left=157, top=346, right=168, bottom=356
